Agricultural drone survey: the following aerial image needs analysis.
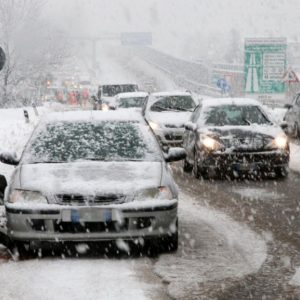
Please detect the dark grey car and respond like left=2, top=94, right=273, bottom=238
left=183, top=98, right=290, bottom=179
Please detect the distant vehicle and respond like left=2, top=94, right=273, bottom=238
left=0, top=110, right=186, bottom=255
left=143, top=91, right=197, bottom=148
left=283, top=92, right=300, bottom=138
left=98, top=83, right=139, bottom=99
left=183, top=98, right=290, bottom=179
left=114, top=92, right=148, bottom=109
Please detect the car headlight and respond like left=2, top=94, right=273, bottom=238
left=148, top=121, right=160, bottom=131
left=199, top=134, right=222, bottom=151
left=134, top=186, right=173, bottom=200
left=8, top=190, right=48, bottom=204
left=274, top=135, right=288, bottom=149
left=101, top=103, right=110, bottom=111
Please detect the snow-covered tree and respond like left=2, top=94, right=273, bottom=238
left=0, top=0, right=69, bottom=107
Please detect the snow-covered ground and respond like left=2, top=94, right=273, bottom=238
left=0, top=259, right=153, bottom=300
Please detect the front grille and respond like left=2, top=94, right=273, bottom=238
left=56, top=194, right=126, bottom=205
left=220, top=137, right=269, bottom=151
left=54, top=219, right=129, bottom=233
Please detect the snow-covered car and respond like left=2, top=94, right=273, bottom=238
left=283, top=92, right=300, bottom=138
left=182, top=98, right=290, bottom=179
left=0, top=110, right=186, bottom=253
left=143, top=91, right=197, bottom=148
left=114, top=92, right=148, bottom=110
left=98, top=83, right=139, bottom=109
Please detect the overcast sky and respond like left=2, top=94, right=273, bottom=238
left=43, top=0, right=300, bottom=59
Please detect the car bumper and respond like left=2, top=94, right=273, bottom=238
left=199, top=150, right=289, bottom=171
left=5, top=200, right=178, bottom=242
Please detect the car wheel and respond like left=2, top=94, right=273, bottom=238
left=274, top=166, right=289, bottom=179
left=193, top=150, right=208, bottom=179
left=183, top=159, right=193, bottom=173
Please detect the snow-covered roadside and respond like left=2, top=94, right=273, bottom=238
left=0, top=259, right=153, bottom=300
left=290, top=143, right=300, bottom=174
left=154, top=193, right=267, bottom=299
left=0, top=106, right=48, bottom=179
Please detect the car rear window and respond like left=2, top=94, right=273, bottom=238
left=23, top=121, right=161, bottom=163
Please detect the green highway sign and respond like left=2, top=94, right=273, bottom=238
left=244, top=38, right=287, bottom=95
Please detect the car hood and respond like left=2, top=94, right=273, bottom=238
left=148, top=111, right=191, bottom=128
left=16, top=161, right=162, bottom=195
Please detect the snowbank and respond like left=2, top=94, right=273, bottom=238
left=0, top=260, right=150, bottom=300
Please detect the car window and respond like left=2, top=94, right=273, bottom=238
left=202, top=105, right=271, bottom=126
left=150, top=95, right=196, bottom=112
left=23, top=121, right=161, bottom=163
left=102, top=85, right=138, bottom=97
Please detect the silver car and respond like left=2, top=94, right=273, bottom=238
left=143, top=91, right=197, bottom=148
left=0, top=110, right=186, bottom=254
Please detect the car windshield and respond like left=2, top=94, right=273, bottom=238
left=118, top=97, right=146, bottom=108
left=203, top=105, right=271, bottom=126
left=102, top=85, right=138, bottom=97
left=150, top=95, right=196, bottom=112
left=23, top=121, right=161, bottom=163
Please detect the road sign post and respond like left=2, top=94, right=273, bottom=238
left=0, top=47, right=5, bottom=71
left=244, top=38, right=287, bottom=103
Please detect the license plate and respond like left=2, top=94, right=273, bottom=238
left=103, top=210, right=112, bottom=222
left=71, top=210, right=80, bottom=223
left=63, top=209, right=114, bottom=223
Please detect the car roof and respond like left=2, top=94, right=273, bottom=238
left=201, top=98, right=262, bottom=108
left=41, top=109, right=145, bottom=124
left=116, top=92, right=148, bottom=98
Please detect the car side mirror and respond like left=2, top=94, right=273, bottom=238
left=284, top=104, right=292, bottom=109
left=280, top=121, right=288, bottom=130
left=165, top=147, right=187, bottom=163
left=0, top=174, right=7, bottom=205
left=184, top=122, right=197, bottom=131
left=0, top=152, right=19, bottom=166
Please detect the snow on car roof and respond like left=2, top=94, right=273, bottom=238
left=41, top=109, right=145, bottom=123
left=202, top=98, right=262, bottom=108
left=151, top=90, right=192, bottom=97
left=99, top=82, right=138, bottom=86
left=116, top=92, right=148, bottom=98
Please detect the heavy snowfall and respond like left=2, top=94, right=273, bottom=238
left=1, top=1, right=300, bottom=300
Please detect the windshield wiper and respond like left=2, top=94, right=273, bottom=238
left=242, top=118, right=252, bottom=125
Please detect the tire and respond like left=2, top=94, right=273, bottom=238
left=293, top=123, right=300, bottom=139
left=183, top=159, right=193, bottom=173
left=156, top=232, right=178, bottom=253
left=193, top=150, right=209, bottom=179
left=274, top=166, right=289, bottom=179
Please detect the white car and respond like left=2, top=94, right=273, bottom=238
left=0, top=110, right=187, bottom=255
left=143, top=91, right=198, bottom=148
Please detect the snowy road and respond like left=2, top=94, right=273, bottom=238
left=0, top=191, right=267, bottom=300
